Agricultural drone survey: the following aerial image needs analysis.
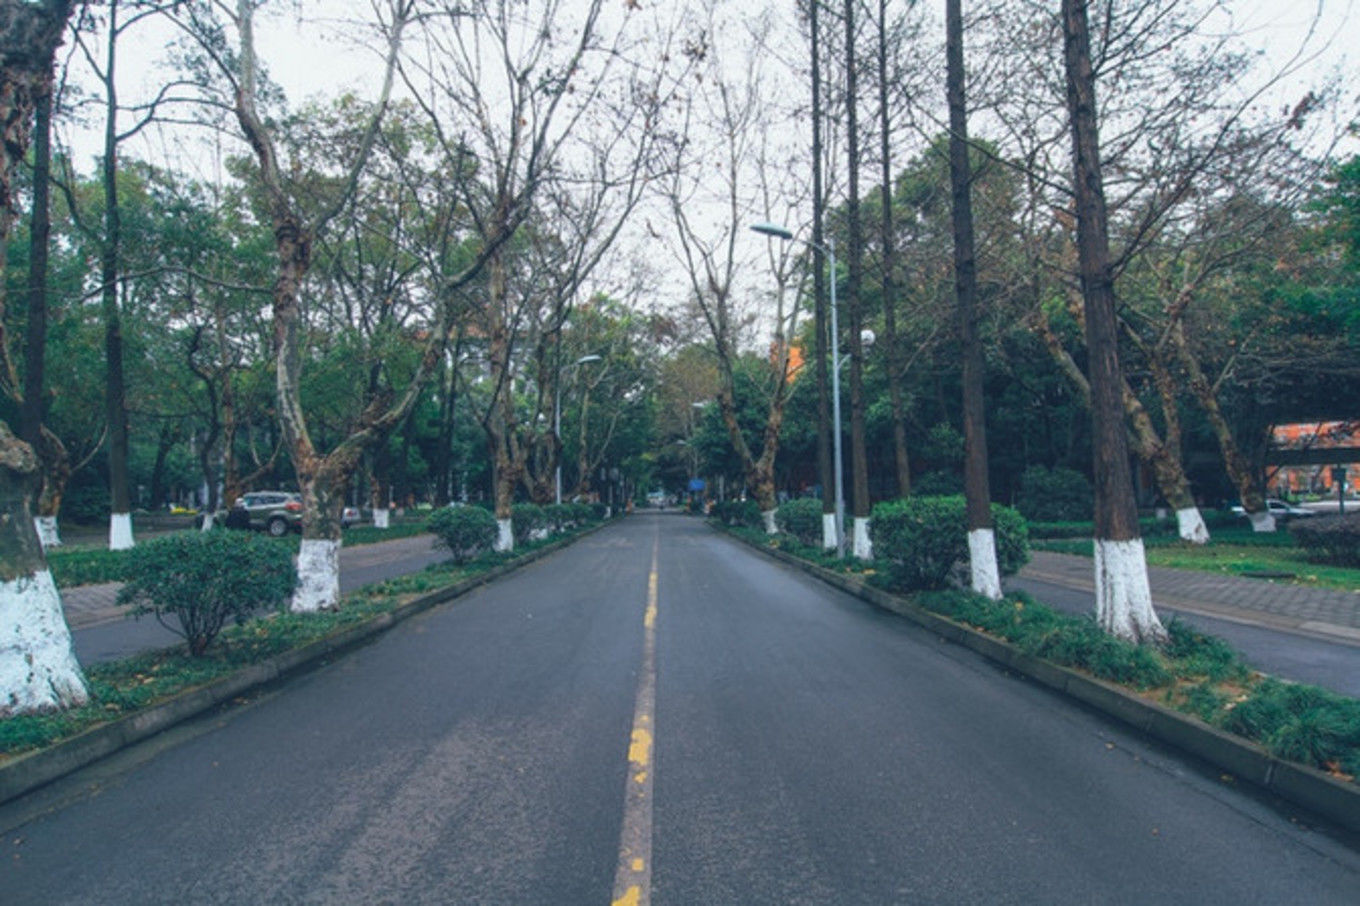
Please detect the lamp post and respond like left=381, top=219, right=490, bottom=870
left=555, top=354, right=602, bottom=505
left=750, top=222, right=845, bottom=557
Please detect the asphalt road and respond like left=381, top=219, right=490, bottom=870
left=5, top=515, right=1360, bottom=903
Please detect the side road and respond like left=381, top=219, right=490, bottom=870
left=1020, top=549, right=1360, bottom=643
left=1011, top=551, right=1360, bottom=697
left=60, top=533, right=450, bottom=664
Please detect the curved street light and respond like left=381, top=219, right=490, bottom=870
left=555, top=354, right=602, bottom=505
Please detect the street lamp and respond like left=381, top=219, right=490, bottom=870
left=750, top=221, right=845, bottom=557
left=555, top=354, right=602, bottom=505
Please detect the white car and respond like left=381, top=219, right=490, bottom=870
left=1230, top=499, right=1315, bottom=520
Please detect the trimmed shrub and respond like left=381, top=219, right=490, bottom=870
left=116, top=531, right=295, bottom=656
left=568, top=502, right=595, bottom=525
left=428, top=505, right=498, bottom=563
left=590, top=502, right=611, bottom=521
left=542, top=503, right=575, bottom=534
left=1290, top=514, right=1360, bottom=567
left=776, top=498, right=824, bottom=545
left=870, top=495, right=1029, bottom=591
left=1015, top=465, right=1092, bottom=522
left=512, top=503, right=548, bottom=543
left=713, top=499, right=762, bottom=529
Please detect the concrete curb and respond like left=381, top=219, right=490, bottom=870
left=0, top=523, right=610, bottom=807
left=726, top=529, right=1360, bottom=835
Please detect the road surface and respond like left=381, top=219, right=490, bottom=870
left=5, top=515, right=1359, bottom=903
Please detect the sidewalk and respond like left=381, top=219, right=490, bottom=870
left=1020, top=550, right=1360, bottom=645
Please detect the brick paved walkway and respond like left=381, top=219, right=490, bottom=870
left=1021, top=551, right=1360, bottom=643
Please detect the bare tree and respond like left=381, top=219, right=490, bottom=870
left=399, top=0, right=659, bottom=549
left=842, top=0, right=872, bottom=558
left=946, top=0, right=1001, bottom=598
left=174, top=0, right=488, bottom=610
left=1061, top=0, right=1166, bottom=644
left=662, top=6, right=808, bottom=532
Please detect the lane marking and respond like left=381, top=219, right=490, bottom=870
left=611, top=535, right=659, bottom=906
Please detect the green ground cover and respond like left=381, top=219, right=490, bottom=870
left=1033, top=525, right=1360, bottom=593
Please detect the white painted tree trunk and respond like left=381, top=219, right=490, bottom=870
left=1248, top=511, right=1277, bottom=533
left=34, top=515, right=61, bottom=549
left=1093, top=537, right=1167, bottom=645
left=1176, top=507, right=1210, bottom=544
left=495, top=518, right=514, bottom=552
left=761, top=508, right=777, bottom=534
left=0, top=569, right=88, bottom=717
left=199, top=512, right=215, bottom=532
left=852, top=517, right=873, bottom=560
left=108, top=512, right=134, bottom=550
left=291, top=538, right=341, bottom=613
left=822, top=513, right=837, bottom=550
left=373, top=508, right=391, bottom=529
left=967, top=528, right=1003, bottom=600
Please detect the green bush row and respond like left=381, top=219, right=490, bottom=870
left=428, top=502, right=607, bottom=565
left=869, top=496, right=1029, bottom=591
left=1290, top=514, right=1360, bottom=568
left=712, top=499, right=764, bottom=529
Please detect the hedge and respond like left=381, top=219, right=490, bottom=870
left=428, top=505, right=499, bottom=563
left=115, top=532, right=296, bottom=656
left=1290, top=514, right=1360, bottom=568
left=776, top=498, right=824, bottom=546
left=870, top=495, right=1029, bottom=591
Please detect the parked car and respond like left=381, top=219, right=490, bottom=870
left=1229, top=498, right=1316, bottom=520
left=227, top=491, right=304, bottom=536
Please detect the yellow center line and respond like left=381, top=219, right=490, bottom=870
left=611, top=533, right=659, bottom=906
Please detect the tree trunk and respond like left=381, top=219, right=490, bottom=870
left=0, top=424, right=87, bottom=716
left=878, top=0, right=911, bottom=500
left=0, top=0, right=85, bottom=717
left=23, top=74, right=70, bottom=549
left=810, top=0, right=835, bottom=550
left=1170, top=320, right=1272, bottom=531
left=100, top=0, right=134, bottom=551
left=1062, top=0, right=1166, bottom=644
left=946, top=0, right=1000, bottom=598
left=484, top=250, right=521, bottom=551
left=844, top=0, right=872, bottom=560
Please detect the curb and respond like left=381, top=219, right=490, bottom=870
left=0, top=523, right=609, bottom=807
left=725, top=529, right=1360, bottom=836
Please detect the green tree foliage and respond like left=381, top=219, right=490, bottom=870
left=1016, top=465, right=1092, bottom=522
